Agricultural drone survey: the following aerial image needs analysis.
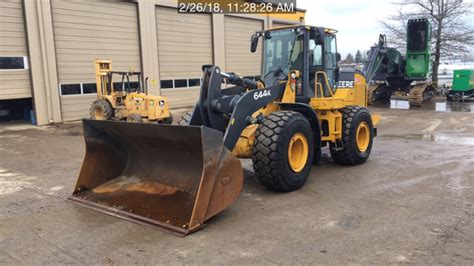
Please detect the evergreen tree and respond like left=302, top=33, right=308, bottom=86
left=344, top=53, right=354, bottom=64
left=355, top=50, right=362, bottom=63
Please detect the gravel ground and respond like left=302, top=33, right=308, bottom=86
left=0, top=104, right=473, bottom=264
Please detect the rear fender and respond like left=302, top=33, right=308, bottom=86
left=103, top=95, right=116, bottom=108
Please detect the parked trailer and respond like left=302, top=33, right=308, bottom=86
left=448, top=70, right=474, bottom=102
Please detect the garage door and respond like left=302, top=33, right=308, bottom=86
left=224, top=16, right=263, bottom=78
left=0, top=0, right=31, bottom=100
left=156, top=7, right=213, bottom=108
left=51, top=0, right=141, bottom=121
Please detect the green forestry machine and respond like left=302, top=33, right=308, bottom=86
left=364, top=18, right=434, bottom=106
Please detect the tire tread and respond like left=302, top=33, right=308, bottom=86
left=178, top=111, right=192, bottom=126
left=330, top=106, right=372, bottom=165
left=89, top=99, right=113, bottom=120
left=252, top=111, right=313, bottom=192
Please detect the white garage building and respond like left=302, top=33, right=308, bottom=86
left=0, top=0, right=304, bottom=125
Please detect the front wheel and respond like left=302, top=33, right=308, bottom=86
left=330, top=106, right=374, bottom=165
left=252, top=111, right=314, bottom=192
left=126, top=114, right=143, bottom=123
left=159, top=112, right=173, bottom=124
left=178, top=111, right=192, bottom=126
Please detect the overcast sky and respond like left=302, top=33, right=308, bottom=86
left=296, top=0, right=474, bottom=57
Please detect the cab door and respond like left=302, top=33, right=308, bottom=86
left=324, top=34, right=338, bottom=88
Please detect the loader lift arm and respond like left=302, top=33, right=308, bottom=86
left=362, top=34, right=388, bottom=85
left=188, top=65, right=286, bottom=150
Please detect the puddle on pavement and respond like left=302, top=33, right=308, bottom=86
left=386, top=98, right=474, bottom=113
left=382, top=133, right=474, bottom=146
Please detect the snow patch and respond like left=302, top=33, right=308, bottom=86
left=0, top=170, right=35, bottom=195
left=50, top=186, right=63, bottom=192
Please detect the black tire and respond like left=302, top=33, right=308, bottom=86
left=330, top=106, right=374, bottom=165
left=159, top=112, right=173, bottom=124
left=90, top=99, right=113, bottom=120
left=446, top=94, right=452, bottom=101
left=252, top=111, right=314, bottom=192
left=178, top=111, right=192, bottom=126
left=126, top=113, right=143, bottom=123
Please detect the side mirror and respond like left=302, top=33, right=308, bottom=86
left=334, top=66, right=340, bottom=83
left=336, top=52, right=341, bottom=62
left=250, top=34, right=259, bottom=53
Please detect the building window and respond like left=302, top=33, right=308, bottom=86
left=174, top=79, right=187, bottom=88
left=160, top=78, right=202, bottom=89
left=113, top=82, right=123, bottom=91
left=60, top=80, right=146, bottom=96
left=82, top=83, right=97, bottom=94
left=60, top=83, right=97, bottom=96
left=129, top=81, right=140, bottom=92
left=160, top=80, right=173, bottom=89
left=0, top=56, right=28, bottom=70
left=113, top=81, right=141, bottom=92
left=60, top=84, right=81, bottom=95
left=188, top=78, right=201, bottom=87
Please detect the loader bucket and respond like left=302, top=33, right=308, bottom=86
left=68, top=119, right=243, bottom=236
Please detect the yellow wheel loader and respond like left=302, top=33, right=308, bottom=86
left=69, top=26, right=379, bottom=235
left=90, top=60, right=172, bottom=123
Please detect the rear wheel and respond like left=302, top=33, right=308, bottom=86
left=126, top=114, right=143, bottom=123
left=252, top=111, right=314, bottom=192
left=446, top=93, right=452, bottom=101
left=90, top=99, right=113, bottom=120
left=159, top=113, right=173, bottom=124
left=367, top=85, right=378, bottom=104
left=178, top=111, right=192, bottom=126
left=330, top=106, right=374, bottom=165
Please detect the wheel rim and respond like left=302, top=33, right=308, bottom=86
left=287, top=132, right=309, bottom=172
left=94, top=107, right=105, bottom=120
left=356, top=122, right=370, bottom=152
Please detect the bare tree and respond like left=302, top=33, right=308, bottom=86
left=381, top=0, right=474, bottom=86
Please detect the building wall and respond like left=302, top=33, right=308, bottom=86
left=6, top=0, right=304, bottom=124
left=155, top=6, right=213, bottom=108
left=51, top=0, right=141, bottom=121
left=224, top=16, right=263, bottom=77
left=0, top=0, right=31, bottom=100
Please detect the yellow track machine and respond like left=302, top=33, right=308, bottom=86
left=69, top=26, right=379, bottom=235
left=90, top=60, right=172, bottom=123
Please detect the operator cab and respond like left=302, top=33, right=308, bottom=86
left=251, top=26, right=341, bottom=102
left=108, top=71, right=142, bottom=94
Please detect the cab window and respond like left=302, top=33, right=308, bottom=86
left=309, top=39, right=322, bottom=66
left=324, top=35, right=337, bottom=87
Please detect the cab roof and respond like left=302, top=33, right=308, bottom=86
left=266, top=25, right=338, bottom=34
